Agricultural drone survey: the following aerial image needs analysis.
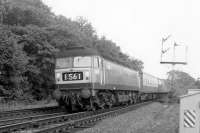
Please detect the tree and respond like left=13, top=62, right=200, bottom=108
left=95, top=36, right=143, bottom=71
left=2, top=0, right=54, bottom=26
left=167, top=70, right=197, bottom=96
left=0, top=26, right=30, bottom=99
left=11, top=25, right=57, bottom=99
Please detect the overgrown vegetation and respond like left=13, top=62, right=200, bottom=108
left=0, top=0, right=143, bottom=101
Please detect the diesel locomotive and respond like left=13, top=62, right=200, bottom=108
left=53, top=47, right=168, bottom=112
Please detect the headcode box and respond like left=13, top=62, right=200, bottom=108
left=179, top=91, right=200, bottom=133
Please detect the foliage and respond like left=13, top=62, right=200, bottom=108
left=0, top=0, right=143, bottom=101
left=167, top=70, right=197, bottom=96
left=95, top=37, right=143, bottom=71
left=2, top=0, right=53, bottom=26
left=0, top=26, right=29, bottom=99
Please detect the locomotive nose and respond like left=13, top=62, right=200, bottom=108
left=53, top=89, right=62, bottom=101
left=80, top=88, right=91, bottom=99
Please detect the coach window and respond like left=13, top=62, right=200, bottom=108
left=93, top=56, right=99, bottom=68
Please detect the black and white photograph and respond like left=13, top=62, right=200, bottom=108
left=0, top=0, right=200, bottom=132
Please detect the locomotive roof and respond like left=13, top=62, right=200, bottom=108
left=143, top=72, right=160, bottom=80
left=55, top=47, right=100, bottom=58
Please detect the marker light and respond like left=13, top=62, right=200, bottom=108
left=85, top=71, right=90, bottom=80
left=56, top=73, right=61, bottom=81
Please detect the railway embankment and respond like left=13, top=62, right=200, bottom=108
left=78, top=102, right=179, bottom=133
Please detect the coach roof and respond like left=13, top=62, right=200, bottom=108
left=55, top=47, right=100, bottom=58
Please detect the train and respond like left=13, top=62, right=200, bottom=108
left=53, top=47, right=169, bottom=112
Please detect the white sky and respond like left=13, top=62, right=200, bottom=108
left=43, top=0, right=200, bottom=79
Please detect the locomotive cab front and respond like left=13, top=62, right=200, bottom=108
left=55, top=56, right=93, bottom=84
left=53, top=48, right=102, bottom=111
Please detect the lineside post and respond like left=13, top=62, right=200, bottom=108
left=179, top=90, right=200, bottom=133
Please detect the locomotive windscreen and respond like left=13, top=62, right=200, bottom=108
left=73, top=56, right=91, bottom=67
left=56, top=57, right=73, bottom=68
left=56, top=56, right=92, bottom=68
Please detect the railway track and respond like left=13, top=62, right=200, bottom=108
left=0, top=101, right=152, bottom=133
left=0, top=112, right=67, bottom=127
left=0, top=106, right=62, bottom=121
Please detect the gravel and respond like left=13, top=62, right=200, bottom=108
left=77, top=102, right=179, bottom=133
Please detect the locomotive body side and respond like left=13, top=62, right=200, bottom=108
left=94, top=58, right=140, bottom=91
left=94, top=58, right=140, bottom=105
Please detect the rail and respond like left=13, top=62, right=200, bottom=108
left=0, top=106, right=61, bottom=120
